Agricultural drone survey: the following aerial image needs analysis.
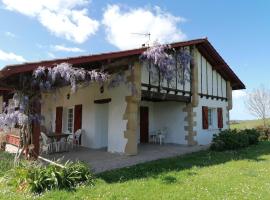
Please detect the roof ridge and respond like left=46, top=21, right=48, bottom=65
left=3, top=38, right=207, bottom=69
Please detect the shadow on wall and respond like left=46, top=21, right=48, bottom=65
left=98, top=142, right=270, bottom=183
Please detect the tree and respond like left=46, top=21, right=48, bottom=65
left=245, top=86, right=270, bottom=127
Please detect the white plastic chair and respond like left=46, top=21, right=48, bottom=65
left=74, top=129, right=82, bottom=147
left=40, top=132, right=53, bottom=154
left=67, top=134, right=74, bottom=150
left=157, top=127, right=168, bottom=145
left=53, top=137, right=66, bottom=152
left=67, top=129, right=83, bottom=149
left=149, top=130, right=158, bottom=143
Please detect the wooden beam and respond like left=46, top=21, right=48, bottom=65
left=141, top=90, right=190, bottom=102
left=198, top=93, right=227, bottom=101
left=94, top=98, right=112, bottom=104
left=141, top=83, right=191, bottom=95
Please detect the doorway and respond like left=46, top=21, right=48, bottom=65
left=95, top=104, right=109, bottom=148
left=140, top=106, right=149, bottom=143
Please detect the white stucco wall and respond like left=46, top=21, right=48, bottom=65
left=41, top=78, right=130, bottom=153
left=40, top=46, right=233, bottom=152
left=194, top=47, right=230, bottom=145
left=140, top=101, right=187, bottom=144
left=197, top=49, right=227, bottom=97
left=194, top=96, right=229, bottom=145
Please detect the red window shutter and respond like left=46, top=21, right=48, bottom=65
left=202, top=106, right=208, bottom=129
left=55, top=106, right=63, bottom=134
left=74, top=104, right=82, bottom=133
left=217, top=108, right=223, bottom=129
left=74, top=104, right=82, bottom=145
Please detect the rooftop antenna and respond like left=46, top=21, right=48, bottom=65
left=130, top=32, right=151, bottom=47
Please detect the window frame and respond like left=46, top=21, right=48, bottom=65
left=207, top=107, right=217, bottom=130
left=67, top=107, right=74, bottom=133
left=208, top=108, right=213, bottom=127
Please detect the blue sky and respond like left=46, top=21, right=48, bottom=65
left=0, top=0, right=269, bottom=120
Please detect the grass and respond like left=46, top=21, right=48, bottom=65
left=1, top=142, right=270, bottom=199
left=231, top=118, right=270, bottom=129
left=0, top=151, right=14, bottom=177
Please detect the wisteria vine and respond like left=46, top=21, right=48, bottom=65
left=33, top=63, right=109, bottom=93
left=140, top=42, right=192, bottom=85
left=0, top=63, right=110, bottom=160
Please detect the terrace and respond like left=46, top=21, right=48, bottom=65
left=41, top=144, right=207, bottom=173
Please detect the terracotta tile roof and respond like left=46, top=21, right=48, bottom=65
left=0, top=38, right=245, bottom=90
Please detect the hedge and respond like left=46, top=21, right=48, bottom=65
left=210, top=129, right=260, bottom=151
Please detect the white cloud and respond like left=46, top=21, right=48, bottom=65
left=47, top=52, right=56, bottom=58
left=52, top=44, right=84, bottom=52
left=2, top=0, right=99, bottom=43
left=0, top=49, right=26, bottom=62
left=102, top=5, right=186, bottom=50
left=5, top=31, right=16, bottom=38
left=232, top=90, right=246, bottom=99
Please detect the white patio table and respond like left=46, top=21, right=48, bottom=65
left=46, top=133, right=72, bottom=153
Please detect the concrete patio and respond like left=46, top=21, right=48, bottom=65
left=41, top=144, right=209, bottom=173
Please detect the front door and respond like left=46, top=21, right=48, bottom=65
left=140, top=106, right=149, bottom=143
left=95, top=104, right=109, bottom=148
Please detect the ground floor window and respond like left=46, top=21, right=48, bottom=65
left=207, top=107, right=217, bottom=129
left=208, top=108, right=213, bottom=127
left=67, top=108, right=74, bottom=133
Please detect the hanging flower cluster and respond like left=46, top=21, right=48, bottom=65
left=177, top=48, right=192, bottom=84
left=33, top=63, right=109, bottom=93
left=140, top=42, right=192, bottom=85
left=140, top=43, right=175, bottom=82
left=0, top=93, right=29, bottom=129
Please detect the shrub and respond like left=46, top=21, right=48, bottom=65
left=27, top=161, right=94, bottom=193
left=254, top=126, right=270, bottom=141
left=242, top=129, right=260, bottom=145
left=5, top=165, right=29, bottom=191
left=211, top=129, right=260, bottom=151
left=0, top=154, right=30, bottom=192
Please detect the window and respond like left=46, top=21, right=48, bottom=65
left=203, top=107, right=220, bottom=130
left=208, top=108, right=216, bottom=129
left=67, top=108, right=74, bottom=133
left=208, top=108, right=213, bottom=127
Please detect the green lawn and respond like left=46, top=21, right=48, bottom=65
left=230, top=118, right=270, bottom=130
left=1, top=142, right=270, bottom=199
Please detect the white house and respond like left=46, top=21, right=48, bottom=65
left=0, top=38, right=245, bottom=155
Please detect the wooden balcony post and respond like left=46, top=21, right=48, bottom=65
left=191, top=45, right=199, bottom=107
left=31, top=98, right=41, bottom=158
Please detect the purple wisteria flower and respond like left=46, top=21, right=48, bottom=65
left=33, top=66, right=46, bottom=78
left=0, top=93, right=29, bottom=129
left=177, top=48, right=192, bottom=84
left=140, top=42, right=192, bottom=85
left=141, top=42, right=175, bottom=83
left=33, top=62, right=109, bottom=93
